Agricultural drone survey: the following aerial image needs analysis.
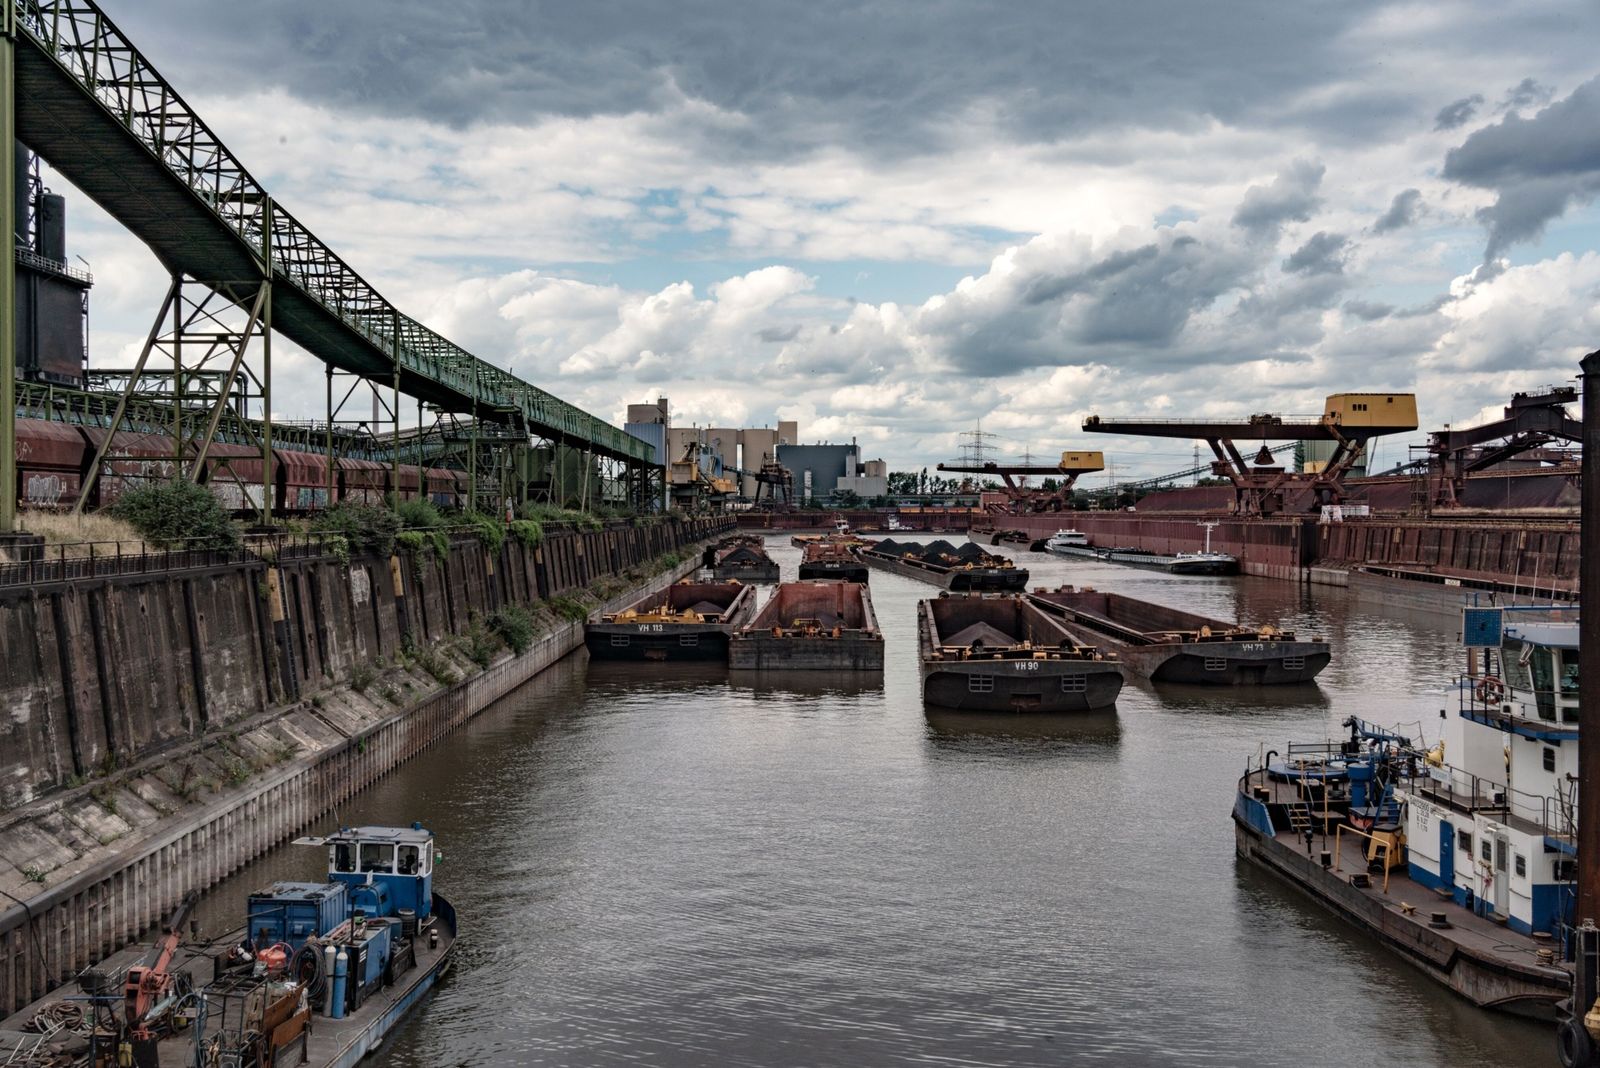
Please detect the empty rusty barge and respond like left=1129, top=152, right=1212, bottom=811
left=860, top=539, right=1028, bottom=592
left=584, top=580, right=757, bottom=661
left=1028, top=586, right=1330, bottom=684
left=919, top=594, right=1123, bottom=712
left=729, top=581, right=885, bottom=671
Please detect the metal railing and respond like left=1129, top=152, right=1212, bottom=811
left=0, top=531, right=346, bottom=587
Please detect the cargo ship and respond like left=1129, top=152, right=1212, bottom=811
left=703, top=535, right=780, bottom=582
left=1096, top=545, right=1239, bottom=575
left=918, top=594, right=1123, bottom=712
left=729, top=581, right=885, bottom=671
left=584, top=580, right=757, bottom=661
left=0, top=823, right=455, bottom=1068
left=859, top=539, right=1028, bottom=592
left=1232, top=606, right=1579, bottom=1023
left=1028, top=586, right=1329, bottom=684
left=797, top=538, right=870, bottom=583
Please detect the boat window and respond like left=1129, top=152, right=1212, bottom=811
left=1515, top=854, right=1527, bottom=879
left=333, top=843, right=356, bottom=873
left=397, top=844, right=422, bottom=875
left=1544, top=748, right=1556, bottom=772
left=1458, top=830, right=1472, bottom=855
left=1560, top=654, right=1579, bottom=697
left=1525, top=645, right=1559, bottom=721
left=1481, top=839, right=1492, bottom=864
left=360, top=842, right=395, bottom=873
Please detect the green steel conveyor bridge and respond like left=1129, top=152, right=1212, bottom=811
left=0, top=0, right=658, bottom=528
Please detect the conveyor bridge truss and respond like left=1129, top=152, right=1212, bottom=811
left=1, top=0, right=657, bottom=524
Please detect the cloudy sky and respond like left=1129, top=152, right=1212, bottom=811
left=37, top=0, right=1600, bottom=477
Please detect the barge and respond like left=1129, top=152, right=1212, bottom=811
left=729, top=581, right=885, bottom=671
left=0, top=824, right=455, bottom=1068
left=1028, top=586, right=1329, bottom=683
left=1098, top=545, right=1239, bottom=575
left=918, top=594, right=1123, bottom=712
left=703, top=535, right=780, bottom=582
left=1233, top=607, right=1582, bottom=1023
left=584, top=580, right=757, bottom=661
left=860, top=539, right=1028, bottom=592
left=797, top=538, right=870, bottom=583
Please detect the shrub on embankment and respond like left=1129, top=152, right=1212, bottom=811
left=107, top=478, right=242, bottom=551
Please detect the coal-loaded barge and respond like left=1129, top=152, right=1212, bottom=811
left=919, top=594, right=1123, bottom=712
left=798, top=538, right=870, bottom=583
left=729, top=581, right=885, bottom=671
left=1028, top=586, right=1330, bottom=684
left=859, top=539, right=1028, bottom=592
left=584, top=579, right=757, bottom=661
left=703, top=535, right=780, bottom=582
left=0, top=824, right=455, bottom=1068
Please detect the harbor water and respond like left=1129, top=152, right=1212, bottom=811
left=199, top=535, right=1554, bottom=1066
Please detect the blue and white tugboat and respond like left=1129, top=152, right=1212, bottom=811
left=1233, top=606, right=1577, bottom=1022
left=0, top=823, right=456, bottom=1068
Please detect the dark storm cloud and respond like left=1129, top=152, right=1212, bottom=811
left=1434, top=95, right=1483, bottom=131
left=1502, top=78, right=1552, bottom=111
left=1372, top=188, right=1422, bottom=233
left=930, top=232, right=1253, bottom=376
left=111, top=1, right=1394, bottom=158
left=1442, top=76, right=1600, bottom=260
left=1231, top=161, right=1325, bottom=237
left=757, top=325, right=800, bottom=342
left=1282, top=232, right=1347, bottom=275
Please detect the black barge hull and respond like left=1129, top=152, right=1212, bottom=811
left=584, top=625, right=734, bottom=661
left=799, top=560, right=870, bottom=583
left=712, top=562, right=780, bottom=582
left=921, top=662, right=1123, bottom=712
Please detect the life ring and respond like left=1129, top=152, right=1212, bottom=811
left=1475, top=677, right=1505, bottom=704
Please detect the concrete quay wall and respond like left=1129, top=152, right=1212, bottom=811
left=0, top=516, right=730, bottom=1016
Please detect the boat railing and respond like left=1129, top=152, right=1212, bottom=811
left=1251, top=739, right=1568, bottom=842
left=1459, top=671, right=1578, bottom=729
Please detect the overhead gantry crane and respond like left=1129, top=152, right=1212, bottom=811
left=1425, top=386, right=1581, bottom=509
left=937, top=450, right=1106, bottom=514
left=1083, top=394, right=1419, bottom=516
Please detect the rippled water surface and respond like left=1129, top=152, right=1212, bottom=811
left=213, top=535, right=1555, bottom=1066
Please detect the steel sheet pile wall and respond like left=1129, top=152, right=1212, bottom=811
left=0, top=515, right=729, bottom=1015
left=1314, top=520, right=1579, bottom=592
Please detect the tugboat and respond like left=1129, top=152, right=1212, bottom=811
left=585, top=580, right=757, bottom=660
left=919, top=594, right=1123, bottom=712
left=1028, top=586, right=1329, bottom=683
left=1, top=823, right=456, bottom=1068
left=1232, top=606, right=1577, bottom=1019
